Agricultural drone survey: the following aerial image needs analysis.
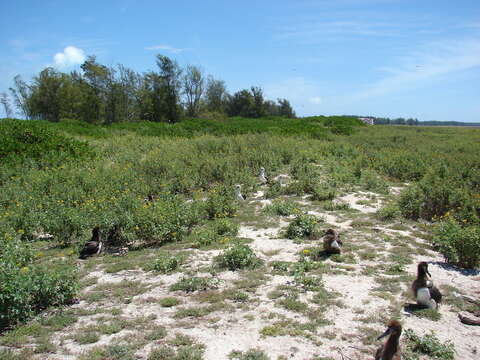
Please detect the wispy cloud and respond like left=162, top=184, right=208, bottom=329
left=53, top=46, right=86, bottom=69
left=144, top=44, right=190, bottom=53
left=354, top=38, right=480, bottom=99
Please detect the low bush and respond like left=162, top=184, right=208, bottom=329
left=262, top=199, right=299, bottom=216
left=215, top=244, right=262, bottom=271
left=0, top=230, right=78, bottom=331
left=310, top=184, right=336, bottom=201
left=212, top=218, right=239, bottom=237
left=403, top=329, right=455, bottom=360
left=204, top=186, right=238, bottom=219
left=376, top=203, right=400, bottom=221
left=169, top=277, right=219, bottom=293
left=360, top=169, right=389, bottom=194
left=0, top=119, right=94, bottom=168
left=152, top=254, right=183, bottom=273
left=433, top=219, right=480, bottom=269
left=286, top=214, right=321, bottom=239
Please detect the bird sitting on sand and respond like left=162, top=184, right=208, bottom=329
left=323, top=228, right=342, bottom=254
left=259, top=167, right=268, bottom=185
left=375, top=320, right=402, bottom=360
left=79, top=226, right=103, bottom=259
left=412, top=261, right=442, bottom=309
left=235, top=184, right=245, bottom=201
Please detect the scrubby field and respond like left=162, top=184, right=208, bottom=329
left=1, top=118, right=479, bottom=359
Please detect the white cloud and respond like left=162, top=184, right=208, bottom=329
left=53, top=46, right=86, bottom=68
left=144, top=44, right=189, bottom=53
left=354, top=39, right=480, bottom=99
left=309, top=96, right=323, bottom=104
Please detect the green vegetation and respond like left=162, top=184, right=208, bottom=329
left=433, top=218, right=480, bottom=268
left=404, top=329, right=455, bottom=360
left=0, top=114, right=479, bottom=346
left=286, top=214, right=322, bottom=239
left=215, top=244, right=262, bottom=271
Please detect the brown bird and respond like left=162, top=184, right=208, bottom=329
left=411, top=261, right=442, bottom=309
left=79, top=226, right=103, bottom=259
left=375, top=320, right=402, bottom=360
left=323, top=228, right=342, bottom=254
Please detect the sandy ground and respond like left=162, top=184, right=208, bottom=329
left=2, top=185, right=479, bottom=360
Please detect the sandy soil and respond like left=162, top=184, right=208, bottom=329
left=3, top=185, right=479, bottom=360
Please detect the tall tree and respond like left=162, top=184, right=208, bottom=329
left=183, top=65, right=205, bottom=117
left=277, top=98, right=295, bottom=118
left=0, top=92, right=13, bottom=118
left=9, top=75, right=33, bottom=119
left=250, top=86, right=265, bottom=118
left=156, top=54, right=182, bottom=122
left=80, top=56, right=109, bottom=123
left=205, top=76, right=228, bottom=113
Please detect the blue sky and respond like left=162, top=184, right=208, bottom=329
left=1, top=0, right=479, bottom=121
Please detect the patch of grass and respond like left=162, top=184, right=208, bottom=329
left=229, top=348, right=270, bottom=360
left=270, top=260, right=290, bottom=274
left=160, top=297, right=181, bottom=307
left=403, top=329, right=455, bottom=360
left=74, top=327, right=100, bottom=344
left=145, top=326, right=168, bottom=341
left=278, top=296, right=308, bottom=313
left=412, top=308, right=442, bottom=321
left=170, top=276, right=219, bottom=293
left=85, top=280, right=148, bottom=303
left=151, top=253, right=184, bottom=273
left=79, top=343, right=137, bottom=360
left=262, top=200, right=300, bottom=216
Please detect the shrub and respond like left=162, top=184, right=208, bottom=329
left=310, top=184, right=336, bottom=201
left=169, top=277, right=218, bottom=293
left=152, top=255, right=182, bottom=273
left=262, top=200, right=299, bottom=216
left=433, top=219, right=480, bottom=269
left=264, top=180, right=283, bottom=199
left=189, top=227, right=219, bottom=248
left=0, top=119, right=94, bottom=168
left=360, top=169, right=389, bottom=194
left=404, top=329, right=455, bottom=360
left=215, top=244, right=262, bottom=271
left=212, top=218, right=239, bottom=237
left=376, top=203, right=400, bottom=221
left=229, top=348, right=270, bottom=360
left=286, top=214, right=321, bottom=239
left=0, top=230, right=78, bottom=331
left=204, top=186, right=238, bottom=219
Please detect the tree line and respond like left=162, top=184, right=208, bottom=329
left=1, top=54, right=295, bottom=123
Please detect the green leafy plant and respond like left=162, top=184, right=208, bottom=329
left=215, top=244, right=262, bottom=271
left=403, top=329, right=455, bottom=360
left=286, top=214, right=321, bottom=239
left=433, top=219, right=480, bottom=268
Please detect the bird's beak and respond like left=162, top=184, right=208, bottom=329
left=377, top=327, right=393, bottom=340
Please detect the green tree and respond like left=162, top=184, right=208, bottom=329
left=205, top=76, right=228, bottom=113
left=183, top=65, right=205, bottom=117
left=156, top=54, right=183, bottom=122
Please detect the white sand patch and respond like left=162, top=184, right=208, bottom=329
left=339, top=191, right=383, bottom=214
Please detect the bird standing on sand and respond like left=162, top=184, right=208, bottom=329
left=375, top=320, right=402, bottom=360
left=79, top=226, right=103, bottom=259
left=323, top=228, right=342, bottom=254
left=412, top=261, right=442, bottom=309
left=259, top=167, right=268, bottom=184
left=235, top=184, right=245, bottom=201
